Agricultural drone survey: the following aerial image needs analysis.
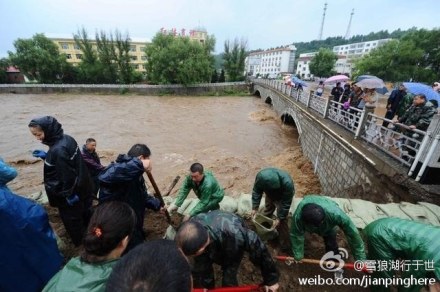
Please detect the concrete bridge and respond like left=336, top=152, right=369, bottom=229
left=251, top=79, right=440, bottom=205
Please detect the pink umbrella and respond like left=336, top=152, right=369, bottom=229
left=324, top=75, right=349, bottom=84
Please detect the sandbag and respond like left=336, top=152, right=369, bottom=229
left=28, top=190, right=49, bottom=205
left=236, top=193, right=265, bottom=217
left=219, top=195, right=238, bottom=213
left=178, top=198, right=200, bottom=215
left=399, top=202, right=440, bottom=225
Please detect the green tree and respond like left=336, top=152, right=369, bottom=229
left=74, top=28, right=103, bottom=83
left=353, top=39, right=426, bottom=82
left=219, top=69, right=225, bottom=82
left=223, top=38, right=247, bottom=81
left=211, top=70, right=218, bottom=83
left=114, top=30, right=134, bottom=84
left=400, top=28, right=440, bottom=81
left=95, top=30, right=118, bottom=83
left=145, top=32, right=214, bottom=85
left=9, top=33, right=73, bottom=83
left=309, top=48, right=337, bottom=78
left=0, top=58, right=10, bottom=83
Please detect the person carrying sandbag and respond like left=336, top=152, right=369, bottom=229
left=167, top=162, right=224, bottom=221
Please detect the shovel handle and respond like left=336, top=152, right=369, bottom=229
left=274, top=256, right=369, bottom=273
left=163, top=175, right=180, bottom=197
left=146, top=171, right=172, bottom=224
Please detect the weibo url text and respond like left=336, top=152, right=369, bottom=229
left=298, top=275, right=437, bottom=288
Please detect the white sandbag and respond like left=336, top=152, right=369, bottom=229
left=237, top=193, right=265, bottom=217
left=178, top=198, right=200, bottom=215
left=219, top=195, right=238, bottom=213
left=163, top=196, right=175, bottom=206
left=28, top=190, right=49, bottom=205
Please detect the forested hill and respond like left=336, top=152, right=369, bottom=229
left=294, top=27, right=418, bottom=55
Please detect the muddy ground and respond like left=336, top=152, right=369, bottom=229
left=2, top=93, right=367, bottom=291
left=46, top=204, right=367, bottom=291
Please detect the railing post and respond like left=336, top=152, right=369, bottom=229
left=354, top=106, right=375, bottom=139
left=323, top=96, right=332, bottom=118
left=408, top=132, right=431, bottom=176
left=306, top=90, right=313, bottom=108
left=416, top=134, right=440, bottom=181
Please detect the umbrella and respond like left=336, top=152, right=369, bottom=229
left=355, top=75, right=388, bottom=94
left=356, top=75, right=380, bottom=82
left=324, top=75, right=349, bottom=84
left=355, top=78, right=385, bottom=89
left=291, top=76, right=308, bottom=87
left=403, top=82, right=440, bottom=103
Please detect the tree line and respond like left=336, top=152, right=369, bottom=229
left=306, top=28, right=439, bottom=84
left=1, top=29, right=246, bottom=85
left=2, top=27, right=438, bottom=85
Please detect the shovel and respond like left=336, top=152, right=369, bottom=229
left=275, top=256, right=370, bottom=273
left=146, top=171, right=180, bottom=239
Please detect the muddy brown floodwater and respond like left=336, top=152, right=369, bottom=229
left=0, top=93, right=367, bottom=291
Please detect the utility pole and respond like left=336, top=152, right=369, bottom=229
left=318, top=3, right=327, bottom=41
left=344, top=9, right=354, bottom=40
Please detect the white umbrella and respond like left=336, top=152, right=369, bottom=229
left=356, top=78, right=385, bottom=89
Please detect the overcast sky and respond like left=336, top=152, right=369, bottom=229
left=1, top=0, right=438, bottom=57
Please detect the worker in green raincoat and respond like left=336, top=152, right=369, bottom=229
left=290, top=195, right=366, bottom=262
left=363, top=217, right=440, bottom=292
left=168, top=162, right=224, bottom=221
left=251, top=167, right=295, bottom=255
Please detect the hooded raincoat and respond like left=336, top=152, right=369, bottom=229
left=29, top=116, right=93, bottom=246
left=290, top=195, right=366, bottom=261
left=98, top=154, right=160, bottom=251
left=0, top=158, right=63, bottom=292
left=174, top=170, right=224, bottom=216
left=29, top=116, right=93, bottom=207
left=363, top=217, right=440, bottom=292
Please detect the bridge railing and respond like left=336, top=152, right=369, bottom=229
left=327, top=100, right=364, bottom=134
left=251, top=78, right=439, bottom=180
left=360, top=113, right=428, bottom=167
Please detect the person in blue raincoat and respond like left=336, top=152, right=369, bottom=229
left=0, top=158, right=63, bottom=292
left=98, top=143, right=162, bottom=252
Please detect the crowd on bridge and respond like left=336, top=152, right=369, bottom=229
left=1, top=115, right=440, bottom=292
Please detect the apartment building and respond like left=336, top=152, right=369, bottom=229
left=296, top=52, right=316, bottom=80
left=245, top=45, right=297, bottom=77
left=49, top=28, right=208, bottom=72
left=332, top=38, right=392, bottom=61
left=296, top=38, right=392, bottom=78
left=49, top=37, right=148, bottom=72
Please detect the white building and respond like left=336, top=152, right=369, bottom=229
left=296, top=38, right=392, bottom=78
left=245, top=45, right=296, bottom=77
left=332, top=39, right=392, bottom=61
left=296, top=52, right=316, bottom=80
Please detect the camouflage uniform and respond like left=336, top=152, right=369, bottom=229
left=398, top=100, right=436, bottom=131
left=190, top=210, right=279, bottom=289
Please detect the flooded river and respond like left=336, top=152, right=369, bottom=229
left=0, top=93, right=320, bottom=198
